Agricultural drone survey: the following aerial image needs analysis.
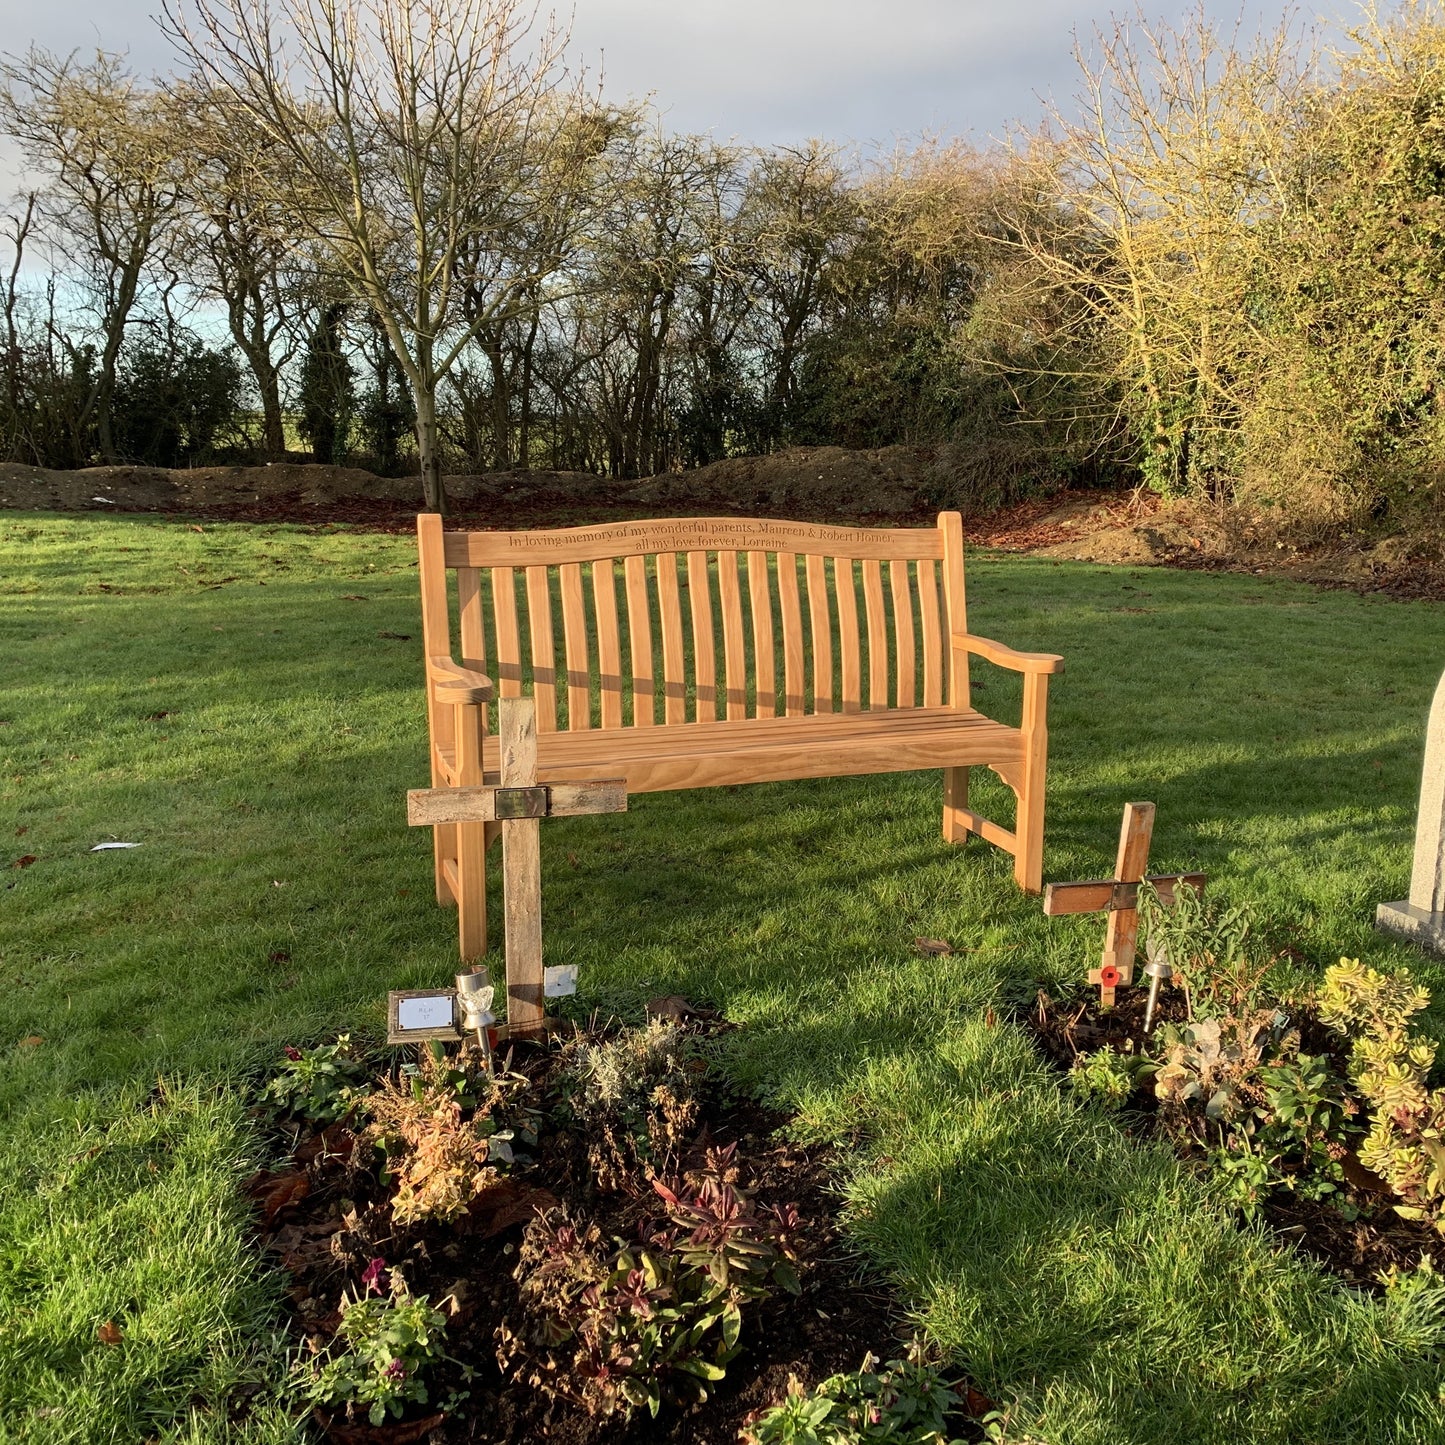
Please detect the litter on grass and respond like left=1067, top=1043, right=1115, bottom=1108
left=90, top=842, right=141, bottom=851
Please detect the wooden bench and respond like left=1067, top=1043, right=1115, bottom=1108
left=416, top=512, right=1063, bottom=958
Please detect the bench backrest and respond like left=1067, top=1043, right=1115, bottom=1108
left=417, top=514, right=972, bottom=732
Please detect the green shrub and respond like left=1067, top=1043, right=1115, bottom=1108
left=1067, top=1048, right=1144, bottom=1108
left=503, top=1149, right=799, bottom=1418
left=295, top=1269, right=449, bottom=1426
left=741, top=1348, right=967, bottom=1445
left=257, top=1034, right=368, bottom=1123
left=1321, top=959, right=1445, bottom=1231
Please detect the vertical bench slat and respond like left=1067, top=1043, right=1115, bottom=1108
left=593, top=559, right=624, bottom=730
left=559, top=562, right=591, bottom=731
left=940, top=511, right=970, bottom=709
left=718, top=551, right=748, bottom=720
left=777, top=552, right=805, bottom=717
left=919, top=558, right=943, bottom=708
left=862, top=558, right=888, bottom=709
left=525, top=564, right=558, bottom=730
left=805, top=553, right=833, bottom=714
left=687, top=551, right=717, bottom=720
left=747, top=551, right=776, bottom=718
left=890, top=559, right=916, bottom=708
left=623, top=554, right=654, bottom=726
left=457, top=567, right=486, bottom=671
left=835, top=557, right=861, bottom=712
left=657, top=554, right=688, bottom=725
left=491, top=566, right=523, bottom=697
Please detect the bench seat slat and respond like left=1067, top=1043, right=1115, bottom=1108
left=467, top=707, right=1022, bottom=794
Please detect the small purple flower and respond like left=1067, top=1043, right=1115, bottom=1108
left=282, top=1045, right=302, bottom=1062
left=385, top=1358, right=407, bottom=1382
left=360, top=1257, right=387, bottom=1293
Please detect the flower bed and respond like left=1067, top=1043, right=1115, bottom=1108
left=244, top=1009, right=982, bottom=1443
left=1026, top=888, right=1445, bottom=1291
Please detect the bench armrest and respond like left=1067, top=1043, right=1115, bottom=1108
left=427, top=656, right=494, bottom=704
left=952, top=633, right=1064, bottom=675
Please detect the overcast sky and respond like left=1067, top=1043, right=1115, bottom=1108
left=0, top=0, right=1338, bottom=157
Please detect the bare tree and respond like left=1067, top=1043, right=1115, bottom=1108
left=166, top=0, right=620, bottom=511
left=0, top=49, right=190, bottom=463
left=174, top=93, right=313, bottom=458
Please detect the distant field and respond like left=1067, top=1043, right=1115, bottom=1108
left=3, top=511, right=1444, bottom=1444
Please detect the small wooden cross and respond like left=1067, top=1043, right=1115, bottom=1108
left=1042, top=802, right=1205, bottom=1007
left=406, top=696, right=626, bottom=1037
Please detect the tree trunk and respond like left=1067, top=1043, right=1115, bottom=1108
left=413, top=383, right=448, bottom=515
left=260, top=373, right=286, bottom=459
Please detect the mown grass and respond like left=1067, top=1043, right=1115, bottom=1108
left=2, top=511, right=1444, bottom=1443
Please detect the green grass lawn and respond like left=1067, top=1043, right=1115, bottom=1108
left=3, top=511, right=1444, bottom=1444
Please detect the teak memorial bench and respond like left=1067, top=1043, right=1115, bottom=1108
left=416, top=512, right=1063, bottom=958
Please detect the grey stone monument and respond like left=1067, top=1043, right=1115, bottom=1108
left=1377, top=668, right=1445, bottom=955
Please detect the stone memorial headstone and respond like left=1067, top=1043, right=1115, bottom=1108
left=1377, top=669, right=1445, bottom=955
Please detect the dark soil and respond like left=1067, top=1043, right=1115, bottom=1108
left=1023, top=986, right=1441, bottom=1290
left=248, top=1019, right=970, bottom=1445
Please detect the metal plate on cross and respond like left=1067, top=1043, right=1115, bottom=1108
left=543, top=964, right=578, bottom=998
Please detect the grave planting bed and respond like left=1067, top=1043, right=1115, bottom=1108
left=1025, top=984, right=1440, bottom=1289
left=246, top=1010, right=964, bottom=1444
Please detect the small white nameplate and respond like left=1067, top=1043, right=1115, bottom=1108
left=397, top=995, right=455, bottom=1030
left=543, top=965, right=578, bottom=998
left=387, top=989, right=461, bottom=1043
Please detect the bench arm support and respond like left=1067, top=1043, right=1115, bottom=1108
left=428, top=656, right=494, bottom=704
left=952, top=632, right=1064, bottom=676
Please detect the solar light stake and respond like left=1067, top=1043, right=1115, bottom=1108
left=455, top=967, right=496, bottom=1069
left=1142, top=948, right=1173, bottom=1034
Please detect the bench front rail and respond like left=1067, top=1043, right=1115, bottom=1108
left=416, top=512, right=1062, bottom=957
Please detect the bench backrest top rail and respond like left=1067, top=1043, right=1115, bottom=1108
left=421, top=512, right=971, bottom=732
left=441, top=516, right=944, bottom=568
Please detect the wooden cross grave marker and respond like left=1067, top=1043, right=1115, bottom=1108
left=406, top=696, right=626, bottom=1038
left=1042, top=802, right=1206, bottom=1007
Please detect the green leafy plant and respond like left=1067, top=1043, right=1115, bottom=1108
left=295, top=1268, right=448, bottom=1426
left=1209, top=1135, right=1275, bottom=1221
left=741, top=1346, right=967, bottom=1444
left=1137, top=882, right=1258, bottom=1020
left=502, top=1151, right=799, bottom=1418
left=1320, top=958, right=1445, bottom=1231
left=557, top=1019, right=704, bottom=1190
left=258, top=1034, right=368, bottom=1123
left=1067, top=1047, right=1149, bottom=1108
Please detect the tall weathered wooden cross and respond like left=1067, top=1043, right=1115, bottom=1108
left=1043, top=802, right=1206, bottom=1006
left=407, top=696, right=626, bottom=1037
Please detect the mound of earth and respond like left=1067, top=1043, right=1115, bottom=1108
left=0, top=445, right=960, bottom=525
left=6, top=449, right=1442, bottom=599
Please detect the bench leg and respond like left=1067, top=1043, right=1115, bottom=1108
left=1013, top=674, right=1050, bottom=893
left=943, top=766, right=970, bottom=843
left=455, top=822, right=488, bottom=959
